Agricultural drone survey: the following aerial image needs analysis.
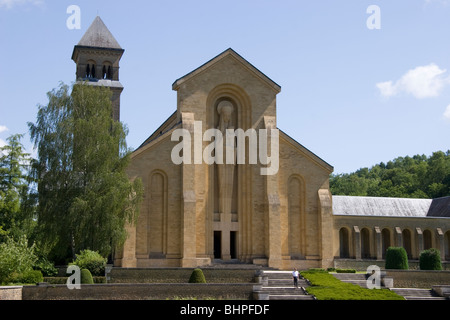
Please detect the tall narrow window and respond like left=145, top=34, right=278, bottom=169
left=361, top=228, right=371, bottom=259
left=148, top=171, right=167, bottom=258
left=445, top=231, right=450, bottom=261
left=382, top=228, right=391, bottom=259
left=402, top=229, right=412, bottom=259
left=288, top=176, right=304, bottom=259
left=90, top=64, right=96, bottom=78
left=339, top=228, right=350, bottom=258
left=102, top=62, right=113, bottom=80
left=423, top=229, right=432, bottom=250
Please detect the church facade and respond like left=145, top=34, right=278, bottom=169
left=73, top=17, right=450, bottom=270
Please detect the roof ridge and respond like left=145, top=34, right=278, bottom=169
left=171, top=48, right=281, bottom=92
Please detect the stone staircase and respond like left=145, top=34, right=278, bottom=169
left=332, top=273, right=370, bottom=288
left=332, top=272, right=448, bottom=300
left=391, top=288, right=448, bottom=300
left=253, top=271, right=315, bottom=300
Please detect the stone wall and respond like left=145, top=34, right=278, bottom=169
left=385, top=270, right=450, bottom=288
left=334, top=258, right=450, bottom=271
left=0, top=286, right=22, bottom=300
left=108, top=267, right=257, bottom=284
left=22, top=283, right=254, bottom=300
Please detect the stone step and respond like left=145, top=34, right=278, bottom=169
left=269, top=294, right=315, bottom=300
left=262, top=271, right=299, bottom=279
left=340, top=279, right=369, bottom=288
left=332, top=273, right=367, bottom=280
left=391, top=288, right=448, bottom=300
left=332, top=273, right=372, bottom=288
left=260, top=286, right=308, bottom=292
left=254, top=271, right=315, bottom=300
left=268, top=279, right=309, bottom=286
left=392, top=289, right=434, bottom=296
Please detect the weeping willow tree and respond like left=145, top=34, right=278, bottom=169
left=28, top=82, right=143, bottom=263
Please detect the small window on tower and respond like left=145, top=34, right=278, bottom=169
left=102, top=62, right=113, bottom=80
left=90, top=64, right=96, bottom=78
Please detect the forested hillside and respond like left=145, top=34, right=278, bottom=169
left=330, top=151, right=450, bottom=199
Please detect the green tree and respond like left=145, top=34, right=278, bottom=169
left=28, top=82, right=143, bottom=263
left=330, top=151, right=450, bottom=199
left=0, top=134, right=36, bottom=242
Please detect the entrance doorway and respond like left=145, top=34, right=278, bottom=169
left=213, top=230, right=238, bottom=260
left=214, top=231, right=221, bottom=259
left=230, top=231, right=237, bottom=259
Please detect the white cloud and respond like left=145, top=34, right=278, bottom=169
left=376, top=63, right=449, bottom=99
left=0, top=125, right=8, bottom=134
left=0, top=125, right=8, bottom=153
left=444, top=104, right=450, bottom=121
left=0, top=0, right=44, bottom=10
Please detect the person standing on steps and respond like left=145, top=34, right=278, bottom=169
left=292, top=268, right=299, bottom=288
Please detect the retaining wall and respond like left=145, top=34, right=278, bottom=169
left=0, top=286, right=22, bottom=300
left=22, top=283, right=254, bottom=300
left=385, top=270, right=450, bottom=288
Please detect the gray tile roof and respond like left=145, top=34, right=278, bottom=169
left=77, top=16, right=122, bottom=49
left=332, top=195, right=450, bottom=218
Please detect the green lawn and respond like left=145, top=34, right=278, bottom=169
left=301, top=271, right=405, bottom=300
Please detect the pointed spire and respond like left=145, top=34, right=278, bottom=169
left=77, top=16, right=122, bottom=49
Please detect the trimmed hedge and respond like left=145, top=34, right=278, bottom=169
left=336, top=269, right=356, bottom=273
left=81, top=269, right=94, bottom=284
left=44, top=276, right=106, bottom=284
left=188, top=268, right=206, bottom=283
left=385, top=247, right=409, bottom=270
left=307, top=268, right=327, bottom=273
left=419, top=248, right=442, bottom=270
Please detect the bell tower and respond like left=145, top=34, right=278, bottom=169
left=71, top=16, right=124, bottom=121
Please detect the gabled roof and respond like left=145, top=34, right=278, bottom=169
left=171, top=48, right=281, bottom=93
left=77, top=16, right=122, bottom=49
left=132, top=111, right=180, bottom=157
left=428, top=196, right=450, bottom=217
left=279, top=129, right=334, bottom=174
left=332, top=195, right=450, bottom=218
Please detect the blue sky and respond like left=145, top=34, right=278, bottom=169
left=0, top=0, right=449, bottom=174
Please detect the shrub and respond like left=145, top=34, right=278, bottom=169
left=44, top=276, right=105, bottom=284
left=72, top=250, right=107, bottom=276
left=81, top=269, right=94, bottom=284
left=419, top=248, right=442, bottom=270
left=307, top=268, right=327, bottom=273
left=336, top=269, right=356, bottom=273
left=327, top=267, right=336, bottom=272
left=14, top=269, right=44, bottom=284
left=0, top=235, right=38, bottom=284
left=385, top=247, right=409, bottom=270
left=189, top=268, right=206, bottom=283
left=34, top=257, right=58, bottom=277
